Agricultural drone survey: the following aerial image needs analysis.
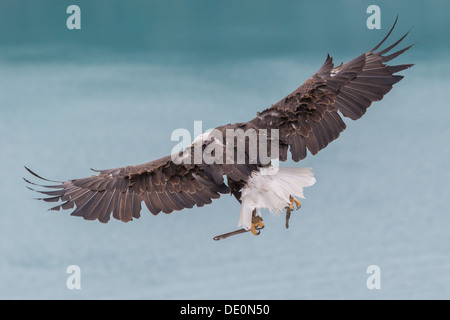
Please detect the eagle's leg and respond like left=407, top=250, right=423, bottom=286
left=289, top=195, right=302, bottom=210
left=250, top=209, right=264, bottom=236
left=286, top=195, right=302, bottom=229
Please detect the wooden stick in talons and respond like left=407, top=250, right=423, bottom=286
left=213, top=228, right=248, bottom=241
left=285, top=206, right=292, bottom=229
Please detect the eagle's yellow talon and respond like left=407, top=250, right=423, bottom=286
left=250, top=214, right=264, bottom=236
left=289, top=195, right=302, bottom=210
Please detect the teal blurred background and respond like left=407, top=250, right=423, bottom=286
left=0, top=0, right=448, bottom=62
left=0, top=0, right=449, bottom=299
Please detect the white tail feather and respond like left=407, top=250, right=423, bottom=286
left=238, top=167, right=316, bottom=230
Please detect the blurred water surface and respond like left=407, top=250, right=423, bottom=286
left=0, top=0, right=449, bottom=299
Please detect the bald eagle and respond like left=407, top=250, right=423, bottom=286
left=25, top=19, right=413, bottom=240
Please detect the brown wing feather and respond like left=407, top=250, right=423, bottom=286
left=255, top=17, right=413, bottom=161
left=24, top=155, right=230, bottom=223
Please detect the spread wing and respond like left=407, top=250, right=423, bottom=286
left=25, top=143, right=257, bottom=223
left=253, top=17, right=413, bottom=162
left=24, top=156, right=231, bottom=223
